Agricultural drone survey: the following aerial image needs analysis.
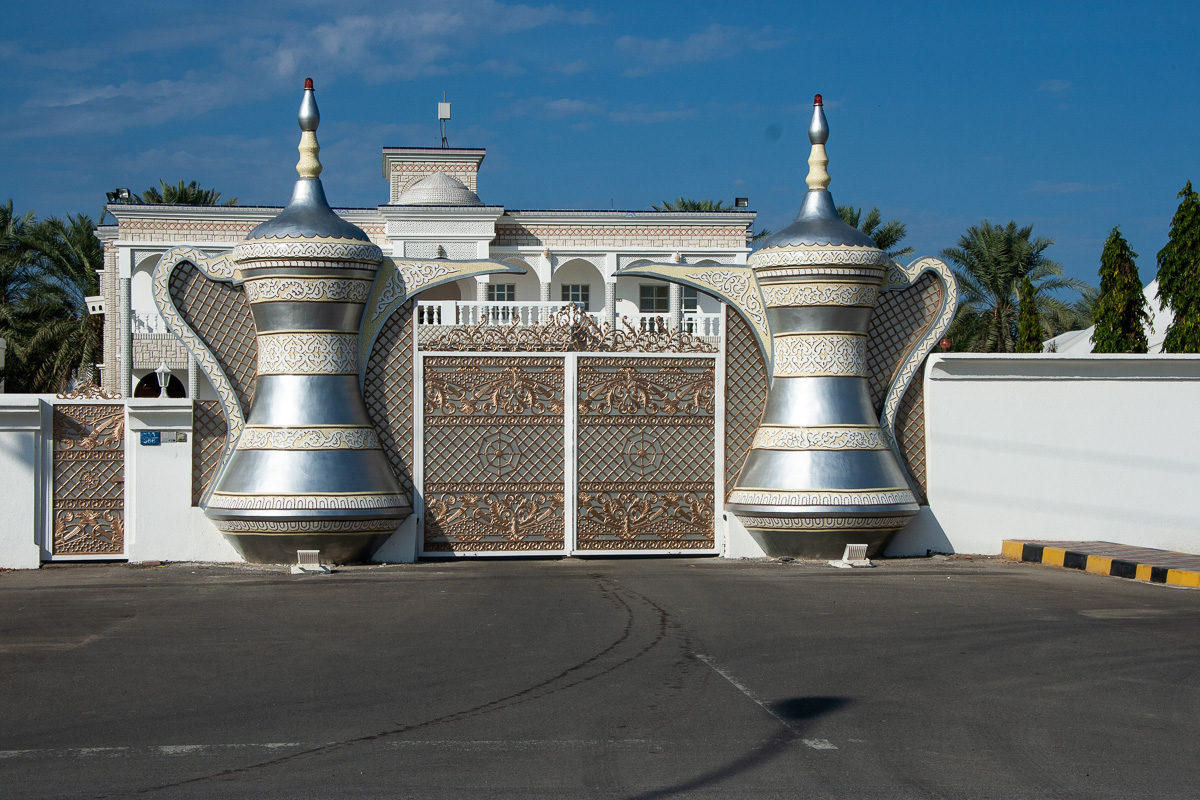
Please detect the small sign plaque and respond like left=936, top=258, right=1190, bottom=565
left=140, top=431, right=161, bottom=446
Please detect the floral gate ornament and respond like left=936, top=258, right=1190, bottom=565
left=51, top=403, right=125, bottom=556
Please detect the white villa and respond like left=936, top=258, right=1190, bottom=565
left=94, top=146, right=755, bottom=398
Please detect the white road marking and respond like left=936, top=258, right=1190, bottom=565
left=694, top=653, right=837, bottom=750
left=0, top=738, right=818, bottom=760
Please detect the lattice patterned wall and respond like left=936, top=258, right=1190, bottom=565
left=192, top=400, right=228, bottom=506
left=577, top=357, right=716, bottom=551
left=722, top=310, right=769, bottom=500
left=168, top=261, right=258, bottom=416
left=894, top=366, right=928, bottom=503
left=423, top=356, right=565, bottom=552
left=865, top=272, right=943, bottom=412
left=52, top=404, right=125, bottom=556
left=363, top=301, right=415, bottom=502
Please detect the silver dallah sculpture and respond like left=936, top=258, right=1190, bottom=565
left=154, top=80, right=521, bottom=563
left=621, top=95, right=957, bottom=558
left=198, top=78, right=409, bottom=563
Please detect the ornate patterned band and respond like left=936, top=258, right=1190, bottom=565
left=773, top=333, right=868, bottom=377
left=736, top=515, right=912, bottom=530
left=207, top=492, right=410, bottom=510
left=257, top=332, right=359, bottom=375
left=682, top=269, right=769, bottom=333
left=211, top=519, right=398, bottom=533
left=728, top=488, right=917, bottom=507
left=762, top=282, right=880, bottom=308
left=750, top=245, right=891, bottom=269
left=238, top=426, right=381, bottom=450
left=755, top=266, right=887, bottom=281
left=232, top=236, right=383, bottom=265
left=244, top=277, right=372, bottom=303
left=369, top=261, right=456, bottom=322
left=751, top=425, right=890, bottom=451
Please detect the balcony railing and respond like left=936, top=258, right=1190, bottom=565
left=127, top=302, right=724, bottom=339
left=132, top=311, right=167, bottom=334
left=419, top=301, right=601, bottom=326
left=416, top=301, right=721, bottom=338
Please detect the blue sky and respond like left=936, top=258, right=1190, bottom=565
left=3, top=0, right=1198, bottom=291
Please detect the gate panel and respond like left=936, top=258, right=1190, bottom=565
left=51, top=403, right=125, bottom=557
left=422, top=356, right=565, bottom=553
left=576, top=356, right=716, bottom=552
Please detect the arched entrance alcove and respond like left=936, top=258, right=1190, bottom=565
left=551, top=258, right=604, bottom=315
left=490, top=257, right=539, bottom=300
left=131, top=254, right=163, bottom=331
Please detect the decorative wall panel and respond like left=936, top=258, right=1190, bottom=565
left=722, top=309, right=769, bottom=500
left=363, top=301, right=415, bottom=503
left=167, top=259, right=258, bottom=419
left=894, top=369, right=928, bottom=503
left=52, top=404, right=125, bottom=556
left=423, top=356, right=565, bottom=552
left=866, top=271, right=942, bottom=412
left=192, top=400, right=228, bottom=506
left=576, top=356, right=716, bottom=551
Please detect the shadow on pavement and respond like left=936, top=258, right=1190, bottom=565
left=625, top=695, right=851, bottom=800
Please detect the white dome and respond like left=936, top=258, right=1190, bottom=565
left=395, top=172, right=482, bottom=206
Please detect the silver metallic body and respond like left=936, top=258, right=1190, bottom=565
left=619, top=98, right=945, bottom=559
left=202, top=84, right=410, bottom=563
left=730, top=103, right=917, bottom=556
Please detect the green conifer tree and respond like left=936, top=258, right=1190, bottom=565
left=1091, top=226, right=1149, bottom=353
left=1015, top=276, right=1042, bottom=353
left=1156, top=181, right=1200, bottom=352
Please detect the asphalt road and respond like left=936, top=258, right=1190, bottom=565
left=1, top=556, right=1197, bottom=799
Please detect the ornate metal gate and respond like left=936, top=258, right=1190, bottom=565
left=51, top=403, right=125, bottom=558
left=423, top=356, right=566, bottom=553
left=576, top=356, right=716, bottom=552
left=420, top=353, right=717, bottom=556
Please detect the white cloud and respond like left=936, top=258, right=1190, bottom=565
left=1038, top=79, right=1073, bottom=94
left=616, top=23, right=788, bottom=76
left=608, top=104, right=698, bottom=124
left=0, top=1, right=597, bottom=138
left=553, top=59, right=589, bottom=76
left=497, top=96, right=604, bottom=120
left=481, top=59, right=526, bottom=76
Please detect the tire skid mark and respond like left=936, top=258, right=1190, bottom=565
left=99, top=573, right=669, bottom=799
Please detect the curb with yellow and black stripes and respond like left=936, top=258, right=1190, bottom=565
left=1002, top=540, right=1200, bottom=588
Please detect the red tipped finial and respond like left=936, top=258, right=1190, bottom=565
left=814, top=93, right=823, bottom=105
left=304, top=77, right=314, bottom=90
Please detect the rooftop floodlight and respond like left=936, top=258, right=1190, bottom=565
left=439, top=92, right=451, bottom=148
left=735, top=197, right=749, bottom=208
left=117, top=188, right=132, bottom=202
left=105, top=191, right=119, bottom=204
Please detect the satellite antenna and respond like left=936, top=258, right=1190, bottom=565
left=439, top=92, right=451, bottom=148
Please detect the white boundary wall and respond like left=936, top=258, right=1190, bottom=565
left=889, top=354, right=1200, bottom=556
left=7, top=353, right=1200, bottom=567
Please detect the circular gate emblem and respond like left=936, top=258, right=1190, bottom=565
left=478, top=431, right=520, bottom=477
left=622, top=430, right=664, bottom=477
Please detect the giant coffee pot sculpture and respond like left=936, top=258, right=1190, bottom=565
left=153, top=81, right=527, bottom=563
left=621, top=95, right=957, bottom=558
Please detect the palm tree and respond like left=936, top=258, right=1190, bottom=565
left=837, top=205, right=914, bottom=260
left=940, top=220, right=1086, bottom=352
left=135, top=180, right=237, bottom=206
left=14, top=214, right=103, bottom=391
left=651, top=198, right=729, bottom=211
left=1, top=200, right=37, bottom=324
